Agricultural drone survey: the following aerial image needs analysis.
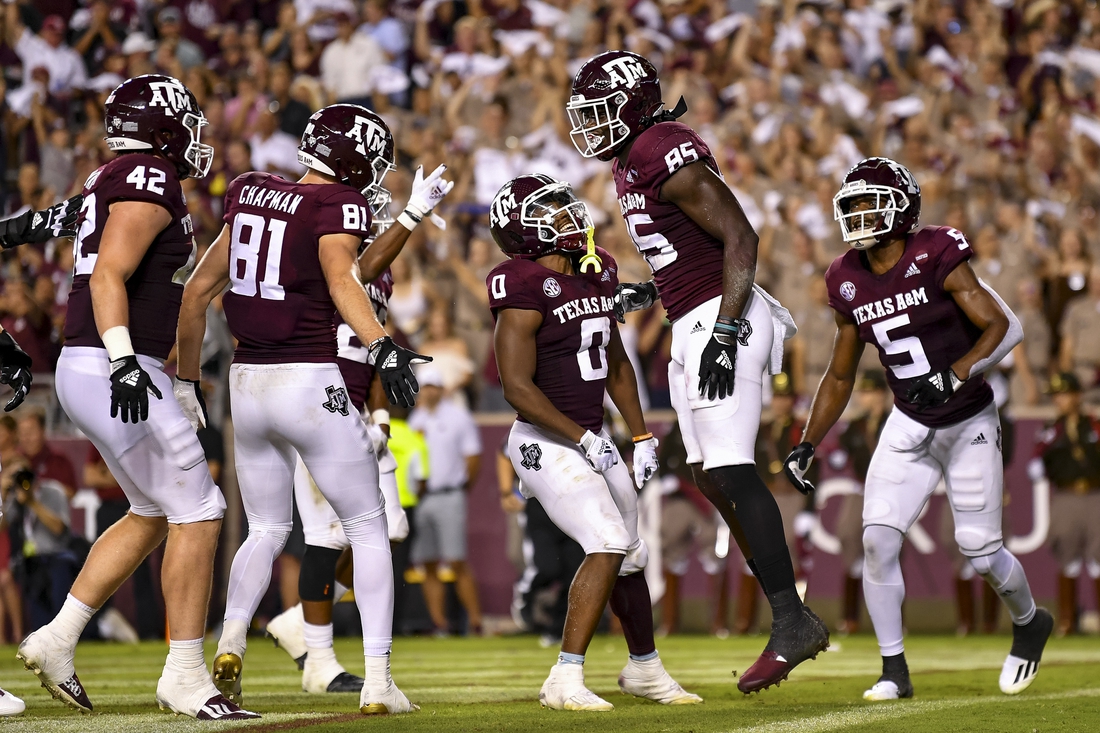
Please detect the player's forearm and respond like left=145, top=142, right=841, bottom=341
left=718, top=229, right=758, bottom=321
left=951, top=315, right=1009, bottom=380
left=501, top=379, right=586, bottom=444
left=175, top=295, right=209, bottom=381
left=330, top=275, right=386, bottom=346
left=360, top=225, right=412, bottom=282
left=802, top=373, right=855, bottom=447
left=606, top=360, right=648, bottom=438
left=89, top=270, right=131, bottom=338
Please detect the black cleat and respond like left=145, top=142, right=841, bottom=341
left=326, top=672, right=366, bottom=693
left=737, top=604, right=829, bottom=694
left=1000, top=607, right=1053, bottom=694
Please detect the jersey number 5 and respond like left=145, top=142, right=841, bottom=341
left=872, top=314, right=930, bottom=379
left=230, top=212, right=287, bottom=301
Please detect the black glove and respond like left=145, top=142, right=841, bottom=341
left=370, top=337, right=432, bottom=408
left=0, top=195, right=83, bottom=249
left=0, top=331, right=32, bottom=412
left=905, top=368, right=964, bottom=412
left=697, top=317, right=751, bottom=400
left=612, top=281, right=658, bottom=323
left=109, top=355, right=163, bottom=423
left=783, top=442, right=817, bottom=495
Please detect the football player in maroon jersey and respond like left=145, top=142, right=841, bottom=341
left=784, top=157, right=1052, bottom=700
left=17, top=75, right=257, bottom=721
left=568, top=50, right=826, bottom=693
left=177, top=103, right=451, bottom=715
left=489, top=174, right=701, bottom=711
left=264, top=197, right=410, bottom=696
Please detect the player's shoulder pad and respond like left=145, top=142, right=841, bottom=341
left=824, top=249, right=860, bottom=286
left=314, top=182, right=372, bottom=238
left=911, top=225, right=972, bottom=257
left=317, top=181, right=370, bottom=208
left=91, top=152, right=182, bottom=204
left=486, top=258, right=546, bottom=312
left=632, top=122, right=713, bottom=187
left=225, top=171, right=274, bottom=204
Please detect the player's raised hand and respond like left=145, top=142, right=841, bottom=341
left=371, top=336, right=432, bottom=408
left=0, top=331, right=32, bottom=411
left=173, top=377, right=208, bottom=431
left=612, top=281, right=658, bottom=323
left=783, top=442, right=817, bottom=495
left=698, top=316, right=751, bottom=400
left=401, top=165, right=454, bottom=230
left=109, top=356, right=162, bottom=423
left=579, top=430, right=617, bottom=473
left=632, top=435, right=659, bottom=487
left=905, top=368, right=964, bottom=412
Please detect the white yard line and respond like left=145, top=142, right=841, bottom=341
left=0, top=712, right=325, bottom=733
left=734, top=687, right=1100, bottom=733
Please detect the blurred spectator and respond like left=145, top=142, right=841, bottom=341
left=418, top=307, right=474, bottom=393
left=2, top=457, right=74, bottom=631
left=1059, top=265, right=1100, bottom=393
left=17, top=409, right=76, bottom=498
left=268, top=61, right=312, bottom=137
left=71, top=0, right=122, bottom=76
left=249, top=101, right=305, bottom=178
left=388, top=255, right=430, bottom=342
left=359, top=0, right=409, bottom=71
left=409, top=366, right=483, bottom=635
left=0, top=416, right=22, bottom=644
left=5, top=10, right=86, bottom=95
left=1013, top=278, right=1052, bottom=406
left=319, top=10, right=384, bottom=104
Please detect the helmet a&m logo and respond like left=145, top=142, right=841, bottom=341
left=490, top=186, right=516, bottom=229
left=345, top=115, right=388, bottom=156
left=602, top=56, right=647, bottom=89
left=147, top=79, right=191, bottom=111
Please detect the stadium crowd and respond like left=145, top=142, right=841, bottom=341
left=2, top=0, right=1100, bottom=644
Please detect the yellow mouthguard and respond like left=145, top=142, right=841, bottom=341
left=579, top=227, right=602, bottom=273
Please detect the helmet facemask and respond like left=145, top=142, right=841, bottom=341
left=522, top=182, right=593, bottom=254
left=567, top=91, right=631, bottom=159
left=362, top=152, right=396, bottom=201
left=182, top=111, right=214, bottom=178
left=833, top=182, right=910, bottom=250
left=368, top=187, right=394, bottom=241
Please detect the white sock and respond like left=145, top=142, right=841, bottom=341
left=343, top=513, right=393, bottom=657
left=167, top=638, right=205, bottom=674
left=304, top=622, right=337, bottom=666
left=863, top=526, right=906, bottom=657
left=218, top=619, right=249, bottom=658
left=364, top=653, right=391, bottom=685
left=50, top=594, right=96, bottom=644
left=970, top=547, right=1037, bottom=626
left=334, top=581, right=350, bottom=601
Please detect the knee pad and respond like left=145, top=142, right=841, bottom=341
left=341, top=511, right=389, bottom=551
left=620, top=540, right=649, bottom=576
left=954, top=526, right=1002, bottom=558
left=247, top=525, right=291, bottom=552
left=862, top=525, right=904, bottom=584
left=709, top=464, right=765, bottom=505
left=299, top=545, right=342, bottom=602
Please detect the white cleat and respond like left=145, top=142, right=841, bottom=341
left=17, top=628, right=92, bottom=712
left=539, top=664, right=614, bottom=711
left=1000, top=655, right=1040, bottom=695
left=266, top=604, right=308, bottom=670
left=0, top=688, right=25, bottom=716
left=360, top=680, right=418, bottom=714
left=863, top=678, right=913, bottom=701
left=156, top=667, right=260, bottom=720
left=618, top=656, right=702, bottom=705
left=303, top=655, right=364, bottom=694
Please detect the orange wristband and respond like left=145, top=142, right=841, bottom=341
left=632, top=433, right=653, bottom=443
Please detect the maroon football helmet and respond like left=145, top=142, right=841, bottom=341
left=833, top=157, right=922, bottom=249
left=567, top=51, right=664, bottom=161
left=298, top=104, right=395, bottom=199
left=104, top=74, right=213, bottom=179
left=489, top=175, right=593, bottom=259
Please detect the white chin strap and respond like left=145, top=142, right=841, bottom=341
left=850, top=232, right=878, bottom=250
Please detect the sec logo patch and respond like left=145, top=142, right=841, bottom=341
left=543, top=278, right=561, bottom=297
left=840, top=281, right=857, bottom=302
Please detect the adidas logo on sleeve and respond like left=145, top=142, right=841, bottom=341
left=971, top=433, right=988, bottom=445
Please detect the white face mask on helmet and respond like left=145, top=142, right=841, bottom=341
left=833, top=180, right=912, bottom=250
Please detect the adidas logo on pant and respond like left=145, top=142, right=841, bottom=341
left=971, top=433, right=988, bottom=445
left=690, top=321, right=705, bottom=334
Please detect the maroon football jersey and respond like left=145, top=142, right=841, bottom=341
left=64, top=153, right=196, bottom=360
left=825, top=226, right=994, bottom=428
left=613, top=122, right=724, bottom=323
left=221, top=172, right=373, bottom=364
left=337, top=269, right=393, bottom=410
left=487, top=249, right=619, bottom=433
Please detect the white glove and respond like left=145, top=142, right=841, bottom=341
left=399, top=164, right=454, bottom=230
left=632, top=436, right=659, bottom=487
left=173, top=377, right=207, bottom=431
left=365, top=421, right=389, bottom=459
left=579, top=429, right=617, bottom=473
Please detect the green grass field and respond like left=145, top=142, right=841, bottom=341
left=3, top=634, right=1100, bottom=732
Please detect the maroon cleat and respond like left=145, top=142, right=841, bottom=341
left=737, top=605, right=829, bottom=694
left=195, top=695, right=262, bottom=720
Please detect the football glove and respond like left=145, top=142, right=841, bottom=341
left=369, top=336, right=432, bottom=408
left=632, top=436, right=659, bottom=488
left=783, top=441, right=817, bottom=495
left=0, top=331, right=32, bottom=412
left=0, top=195, right=82, bottom=249
left=698, top=317, right=751, bottom=401
left=173, top=377, right=208, bottom=431
left=365, top=421, right=389, bottom=459
left=579, top=429, right=617, bottom=473
left=109, top=355, right=163, bottom=423
left=906, top=368, right=964, bottom=412
left=399, top=164, right=454, bottom=230
left=612, top=281, right=658, bottom=323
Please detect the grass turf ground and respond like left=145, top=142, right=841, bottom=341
left=2, top=634, right=1100, bottom=732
